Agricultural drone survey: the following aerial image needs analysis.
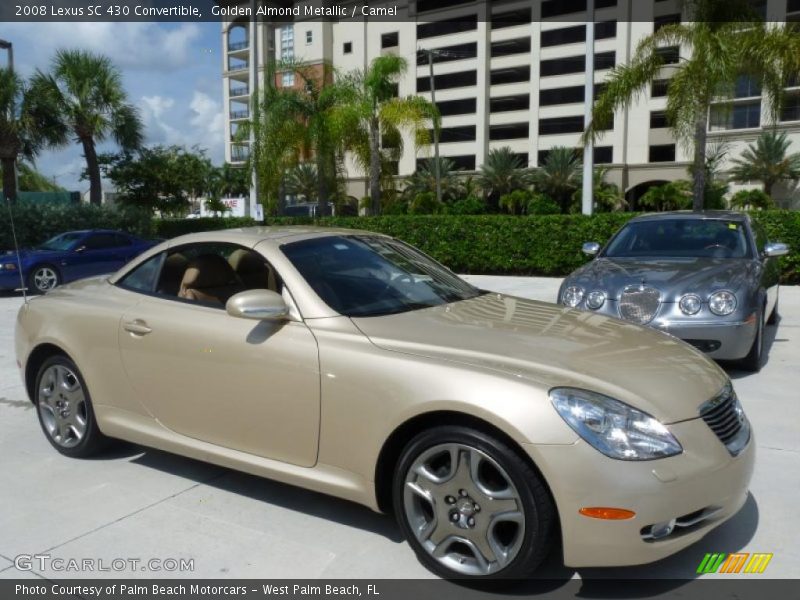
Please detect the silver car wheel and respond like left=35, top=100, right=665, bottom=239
left=403, top=443, right=525, bottom=576
left=37, top=365, right=88, bottom=449
left=33, top=267, right=58, bottom=292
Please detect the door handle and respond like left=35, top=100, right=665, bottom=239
left=123, top=319, right=153, bottom=336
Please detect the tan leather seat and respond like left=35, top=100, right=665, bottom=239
left=157, top=253, right=189, bottom=296
left=228, top=249, right=278, bottom=292
left=178, top=254, right=242, bottom=306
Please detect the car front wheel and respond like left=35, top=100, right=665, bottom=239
left=393, top=425, right=555, bottom=579
left=29, top=265, right=60, bottom=293
left=739, top=309, right=764, bottom=372
left=35, top=355, right=109, bottom=457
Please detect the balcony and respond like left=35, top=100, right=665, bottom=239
left=230, top=110, right=249, bottom=120
left=231, top=145, right=250, bottom=162
left=228, top=40, right=248, bottom=52
left=230, top=86, right=249, bottom=98
left=228, top=61, right=248, bottom=73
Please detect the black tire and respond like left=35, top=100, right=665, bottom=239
left=739, top=309, right=764, bottom=373
left=393, top=425, right=555, bottom=580
left=28, top=264, right=61, bottom=294
left=34, top=355, right=109, bottom=458
left=767, top=296, right=779, bottom=325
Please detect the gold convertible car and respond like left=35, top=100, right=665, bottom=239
left=15, top=228, right=754, bottom=579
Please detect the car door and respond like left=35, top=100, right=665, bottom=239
left=64, top=232, right=129, bottom=280
left=115, top=244, right=321, bottom=467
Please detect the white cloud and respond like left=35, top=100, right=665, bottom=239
left=189, top=91, right=225, bottom=140
left=140, top=95, right=182, bottom=145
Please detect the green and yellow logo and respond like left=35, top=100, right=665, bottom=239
left=697, top=552, right=773, bottom=574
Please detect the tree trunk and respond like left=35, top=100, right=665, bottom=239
left=1, top=157, right=18, bottom=204
left=369, top=117, right=381, bottom=215
left=316, top=151, right=329, bottom=217
left=81, top=136, right=102, bottom=206
left=764, top=180, right=773, bottom=199
left=691, top=113, right=708, bottom=212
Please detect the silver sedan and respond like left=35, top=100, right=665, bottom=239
left=558, top=211, right=789, bottom=371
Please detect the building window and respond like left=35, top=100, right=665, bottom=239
left=491, top=8, right=531, bottom=29
left=710, top=101, right=762, bottom=130
left=656, top=46, right=680, bottom=65
left=343, top=42, right=352, bottom=54
left=417, top=15, right=477, bottom=39
left=417, top=0, right=474, bottom=12
left=436, top=97, right=477, bottom=116
left=489, top=123, right=529, bottom=140
left=490, top=38, right=531, bottom=58
left=539, top=115, right=612, bottom=135
left=540, top=51, right=615, bottom=77
left=594, top=146, right=613, bottom=164
left=381, top=32, right=399, bottom=48
left=734, top=75, right=761, bottom=98
left=649, top=144, right=676, bottom=162
left=416, top=42, right=477, bottom=65
left=789, top=0, right=800, bottom=12
left=281, top=72, right=295, bottom=87
left=539, top=83, right=607, bottom=106
left=654, top=13, right=681, bottom=32
left=542, top=0, right=617, bottom=18
left=416, top=155, right=475, bottom=171
left=780, top=92, right=800, bottom=122
left=417, top=70, right=477, bottom=92
left=306, top=30, right=313, bottom=45
left=489, top=95, right=529, bottom=113
left=650, top=111, right=669, bottom=128
left=652, top=79, right=670, bottom=97
left=430, top=125, right=477, bottom=143
left=540, top=21, right=616, bottom=47
left=280, top=26, right=294, bottom=61
left=490, top=66, right=530, bottom=85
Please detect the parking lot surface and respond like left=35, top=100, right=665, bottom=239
left=0, top=277, right=798, bottom=581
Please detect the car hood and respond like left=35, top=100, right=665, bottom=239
left=352, top=293, right=727, bottom=424
left=566, top=257, right=754, bottom=301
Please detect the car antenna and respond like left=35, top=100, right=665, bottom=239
left=5, top=196, right=28, bottom=304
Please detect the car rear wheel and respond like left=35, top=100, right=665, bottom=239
left=739, top=309, right=764, bottom=372
left=35, top=355, right=109, bottom=458
left=767, top=296, right=779, bottom=325
left=393, top=426, right=555, bottom=580
left=28, top=265, right=60, bottom=294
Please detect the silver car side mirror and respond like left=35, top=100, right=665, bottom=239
left=226, top=289, right=289, bottom=321
left=763, top=242, right=789, bottom=258
left=582, top=242, right=601, bottom=256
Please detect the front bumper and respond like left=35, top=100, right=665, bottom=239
left=526, top=417, right=755, bottom=568
left=651, top=318, right=757, bottom=361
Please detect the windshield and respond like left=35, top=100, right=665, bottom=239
left=281, top=235, right=485, bottom=317
left=603, top=219, right=752, bottom=259
left=38, top=232, right=84, bottom=251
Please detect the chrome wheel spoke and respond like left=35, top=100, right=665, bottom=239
left=37, top=364, right=86, bottom=449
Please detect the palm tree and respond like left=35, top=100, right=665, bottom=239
left=28, top=49, right=143, bottom=205
left=0, top=68, right=62, bottom=202
left=477, top=147, right=530, bottom=211
left=585, top=0, right=800, bottom=210
left=531, top=147, right=581, bottom=213
left=729, top=130, right=800, bottom=197
left=285, top=163, right=318, bottom=202
left=334, top=55, right=437, bottom=214
left=402, top=157, right=459, bottom=202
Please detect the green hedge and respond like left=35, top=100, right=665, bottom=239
left=3, top=205, right=798, bottom=283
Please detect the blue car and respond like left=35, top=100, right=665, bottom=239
left=0, top=229, right=157, bottom=294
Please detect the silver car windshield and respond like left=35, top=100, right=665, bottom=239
left=603, top=219, right=752, bottom=259
left=282, top=235, right=485, bottom=317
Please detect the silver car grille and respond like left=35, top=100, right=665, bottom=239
left=618, top=286, right=661, bottom=324
left=700, top=384, right=750, bottom=456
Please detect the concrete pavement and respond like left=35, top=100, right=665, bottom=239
left=0, top=278, right=798, bottom=581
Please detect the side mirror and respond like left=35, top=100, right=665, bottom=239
left=582, top=242, right=601, bottom=256
left=226, top=289, right=289, bottom=321
left=764, top=242, right=789, bottom=258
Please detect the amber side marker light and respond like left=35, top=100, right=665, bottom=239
left=579, top=507, right=636, bottom=520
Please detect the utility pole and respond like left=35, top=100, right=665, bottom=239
left=582, top=2, right=595, bottom=216
left=422, top=49, right=443, bottom=205
left=0, top=39, right=17, bottom=204
left=248, top=0, right=259, bottom=219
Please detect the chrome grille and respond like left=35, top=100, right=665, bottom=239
left=618, top=286, right=661, bottom=324
left=700, top=384, right=750, bottom=456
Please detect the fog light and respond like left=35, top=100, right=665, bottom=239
left=650, top=518, right=677, bottom=539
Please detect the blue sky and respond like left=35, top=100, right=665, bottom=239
left=3, top=21, right=225, bottom=192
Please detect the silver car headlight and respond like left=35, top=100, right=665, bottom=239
left=550, top=388, right=682, bottom=460
left=679, top=294, right=702, bottom=315
left=562, top=286, right=584, bottom=307
left=585, top=290, right=605, bottom=310
left=708, top=290, right=737, bottom=316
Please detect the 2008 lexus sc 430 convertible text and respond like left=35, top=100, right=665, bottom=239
left=15, top=227, right=754, bottom=580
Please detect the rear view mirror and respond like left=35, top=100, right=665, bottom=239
left=764, top=242, right=789, bottom=258
left=582, top=242, right=601, bottom=256
left=226, top=289, right=289, bottom=321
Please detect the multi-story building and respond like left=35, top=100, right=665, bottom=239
left=220, top=0, right=800, bottom=209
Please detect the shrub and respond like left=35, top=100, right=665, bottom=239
left=730, top=189, right=774, bottom=210
left=527, top=192, right=560, bottom=215
left=498, top=190, right=531, bottom=215
left=408, top=192, right=443, bottom=215
left=447, top=195, right=487, bottom=215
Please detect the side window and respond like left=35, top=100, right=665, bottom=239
left=118, top=253, right=165, bottom=293
left=114, top=234, right=132, bottom=247
left=155, top=243, right=282, bottom=308
left=83, top=233, right=117, bottom=250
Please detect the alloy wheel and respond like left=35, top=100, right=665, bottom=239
left=33, top=267, right=58, bottom=292
left=37, top=365, right=88, bottom=449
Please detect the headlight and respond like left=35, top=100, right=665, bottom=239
left=1, top=263, right=17, bottom=271
left=550, top=388, right=682, bottom=460
left=679, top=294, right=702, bottom=315
left=708, top=291, right=737, bottom=316
left=562, top=286, right=584, bottom=307
left=586, top=290, right=605, bottom=310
